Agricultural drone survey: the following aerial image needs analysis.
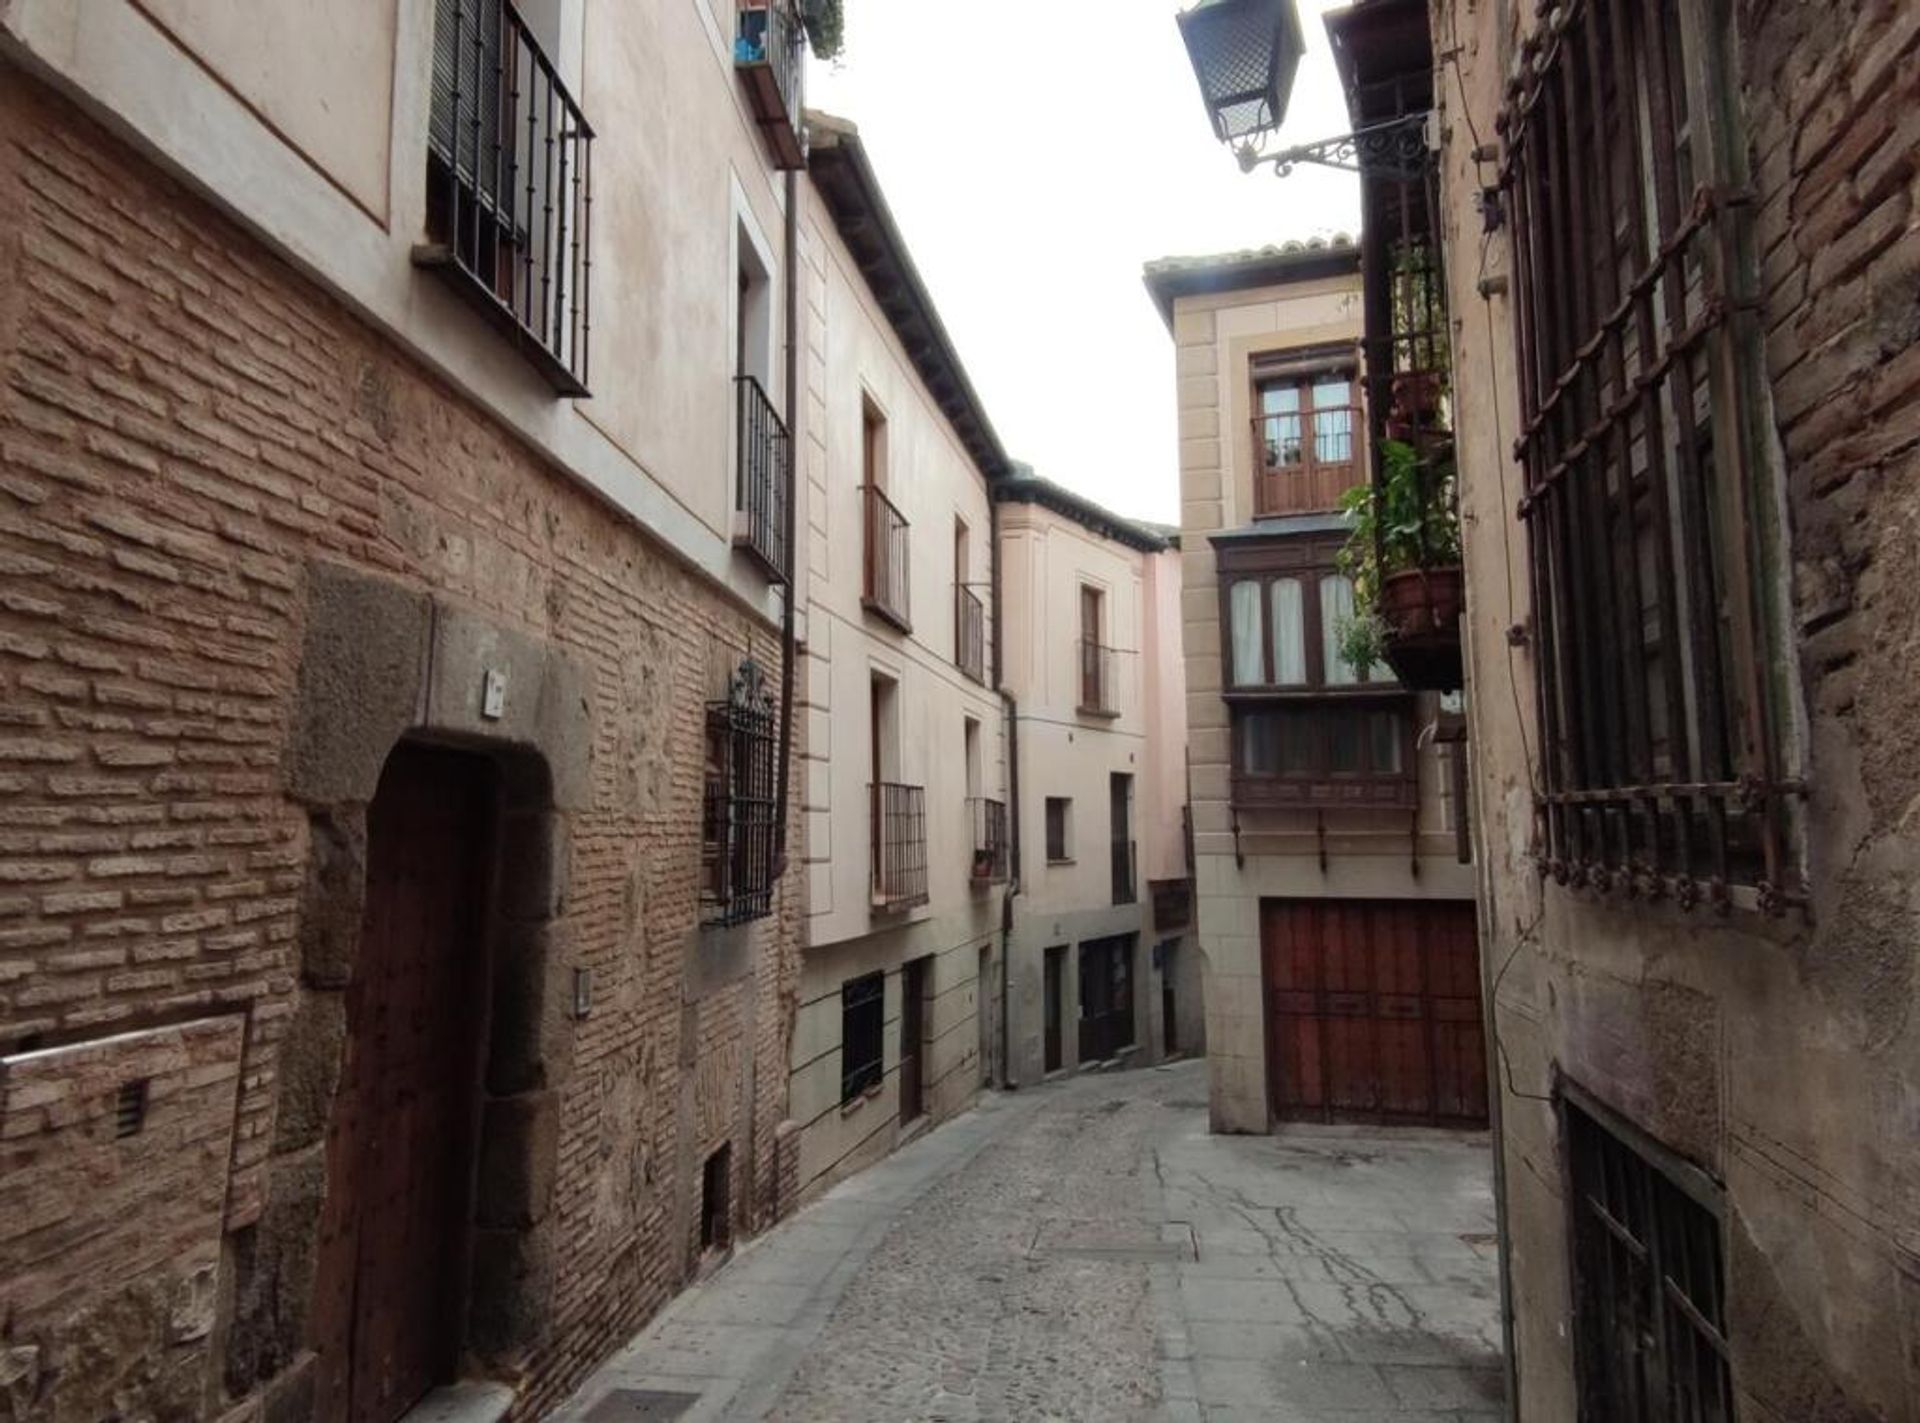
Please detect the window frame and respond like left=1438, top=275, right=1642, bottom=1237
left=1216, top=533, right=1394, bottom=693
left=1500, top=0, right=1798, bottom=910
left=1044, top=796, right=1073, bottom=864
left=839, top=972, right=886, bottom=1103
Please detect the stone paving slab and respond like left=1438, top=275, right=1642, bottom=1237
left=548, top=1062, right=1505, bottom=1422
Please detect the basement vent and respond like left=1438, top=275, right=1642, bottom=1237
left=115, top=1078, right=149, bottom=1138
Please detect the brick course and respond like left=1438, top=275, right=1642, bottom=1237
left=0, top=71, right=799, bottom=1422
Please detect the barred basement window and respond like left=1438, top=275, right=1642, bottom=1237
left=1500, top=0, right=1798, bottom=911
left=1566, top=1098, right=1732, bottom=1421
left=702, top=660, right=778, bottom=927
left=840, top=972, right=885, bottom=1102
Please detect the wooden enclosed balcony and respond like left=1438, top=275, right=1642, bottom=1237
left=1251, top=403, right=1360, bottom=516
left=861, top=484, right=912, bottom=632
left=871, top=782, right=929, bottom=910
left=735, top=3, right=806, bottom=171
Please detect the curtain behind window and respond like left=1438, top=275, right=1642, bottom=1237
left=1229, top=580, right=1263, bottom=686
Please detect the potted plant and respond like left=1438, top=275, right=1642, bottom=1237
left=1335, top=436, right=1464, bottom=689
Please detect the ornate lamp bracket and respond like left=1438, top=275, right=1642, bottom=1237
left=1235, top=112, right=1432, bottom=182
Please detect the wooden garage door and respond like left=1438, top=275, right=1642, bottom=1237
left=1261, top=899, right=1487, bottom=1127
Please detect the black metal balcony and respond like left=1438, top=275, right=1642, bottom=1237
left=862, top=485, right=911, bottom=632
left=1078, top=639, right=1119, bottom=717
left=735, top=4, right=806, bottom=170
left=423, top=0, right=593, bottom=396
left=969, top=798, right=1008, bottom=885
left=734, top=375, right=791, bottom=582
left=871, top=782, right=929, bottom=911
left=956, top=585, right=986, bottom=683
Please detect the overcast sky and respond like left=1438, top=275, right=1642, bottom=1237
left=808, top=0, right=1363, bottom=524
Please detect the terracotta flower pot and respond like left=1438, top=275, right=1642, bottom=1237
left=1379, top=566, right=1464, bottom=636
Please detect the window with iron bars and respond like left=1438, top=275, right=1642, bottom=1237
left=1500, top=0, right=1798, bottom=911
left=1565, top=1097, right=1732, bottom=1422
left=702, top=660, right=779, bottom=927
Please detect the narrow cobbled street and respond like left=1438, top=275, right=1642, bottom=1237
left=554, top=1061, right=1504, bottom=1423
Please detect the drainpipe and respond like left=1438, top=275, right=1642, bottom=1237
left=991, top=494, right=1020, bottom=1090
left=774, top=165, right=800, bottom=867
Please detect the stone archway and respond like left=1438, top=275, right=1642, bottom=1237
left=222, top=562, right=593, bottom=1417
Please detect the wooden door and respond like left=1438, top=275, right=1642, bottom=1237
left=900, top=957, right=927, bottom=1122
left=1261, top=899, right=1486, bottom=1127
left=1076, top=936, right=1135, bottom=1065
left=312, top=744, right=495, bottom=1423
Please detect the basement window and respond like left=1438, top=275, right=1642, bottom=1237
left=1566, top=1098, right=1732, bottom=1421
left=700, top=1143, right=732, bottom=1252
left=115, top=1078, right=149, bottom=1138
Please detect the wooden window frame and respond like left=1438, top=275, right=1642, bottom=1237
left=1044, top=796, right=1072, bottom=864
left=1250, top=359, right=1364, bottom=517
left=1501, top=0, right=1798, bottom=910
left=1216, top=533, right=1415, bottom=810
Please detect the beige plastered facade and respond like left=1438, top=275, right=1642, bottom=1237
left=1166, top=260, right=1476, bottom=1134
left=996, top=492, right=1195, bottom=1087
left=784, top=180, right=1003, bottom=1202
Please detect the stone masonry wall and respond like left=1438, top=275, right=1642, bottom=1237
left=1434, top=0, right=1920, bottom=1418
left=0, top=71, right=799, bottom=1422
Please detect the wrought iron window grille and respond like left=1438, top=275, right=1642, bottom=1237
left=1498, top=0, right=1801, bottom=912
left=735, top=375, right=792, bottom=582
left=839, top=972, right=885, bottom=1101
left=1565, top=1095, right=1733, bottom=1421
left=423, top=0, right=594, bottom=396
left=703, top=660, right=779, bottom=928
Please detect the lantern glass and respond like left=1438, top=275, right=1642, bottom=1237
left=1177, top=0, right=1307, bottom=146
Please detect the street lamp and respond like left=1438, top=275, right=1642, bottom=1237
left=1176, top=0, right=1307, bottom=148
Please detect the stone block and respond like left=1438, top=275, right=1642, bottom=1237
left=295, top=805, right=365, bottom=989
left=497, top=811, right=568, bottom=924
left=466, top=1225, right=553, bottom=1361
left=475, top=1090, right=559, bottom=1229
left=271, top=988, right=345, bottom=1153
left=484, top=920, right=576, bottom=1097
left=285, top=563, right=428, bottom=805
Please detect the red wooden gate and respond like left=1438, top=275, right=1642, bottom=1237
left=1261, top=899, right=1486, bottom=1126
left=312, top=744, right=495, bottom=1423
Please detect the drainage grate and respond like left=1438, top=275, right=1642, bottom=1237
left=581, top=1390, right=701, bottom=1423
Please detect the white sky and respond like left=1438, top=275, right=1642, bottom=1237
left=808, top=0, right=1363, bottom=524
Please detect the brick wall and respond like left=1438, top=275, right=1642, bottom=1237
left=0, top=70, right=800, bottom=1422
left=1434, top=0, right=1920, bottom=1418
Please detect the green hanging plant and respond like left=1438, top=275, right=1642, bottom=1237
left=1334, top=437, right=1461, bottom=666
left=798, top=0, right=844, bottom=59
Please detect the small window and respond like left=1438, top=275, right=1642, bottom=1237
left=1566, top=1100, right=1732, bottom=1419
left=840, top=973, right=886, bottom=1102
left=700, top=1142, right=732, bottom=1252
left=1218, top=550, right=1393, bottom=693
left=1044, top=797, right=1072, bottom=863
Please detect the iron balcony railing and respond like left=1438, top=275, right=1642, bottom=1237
left=969, top=797, right=1009, bottom=885
left=734, top=375, right=791, bottom=582
left=1077, top=639, right=1119, bottom=717
left=734, top=3, right=806, bottom=170
left=1251, top=404, right=1361, bottom=516
left=870, top=782, right=929, bottom=910
left=1111, top=837, right=1138, bottom=907
left=955, top=585, right=986, bottom=683
left=424, top=0, right=593, bottom=395
left=861, top=485, right=912, bottom=632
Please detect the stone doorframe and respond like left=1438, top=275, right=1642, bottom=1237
left=222, top=562, right=594, bottom=1417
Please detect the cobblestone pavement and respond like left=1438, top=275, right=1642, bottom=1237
left=550, top=1061, right=1505, bottom=1423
